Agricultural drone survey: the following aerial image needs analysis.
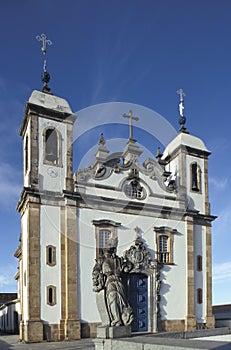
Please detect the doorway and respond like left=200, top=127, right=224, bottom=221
left=129, top=273, right=148, bottom=332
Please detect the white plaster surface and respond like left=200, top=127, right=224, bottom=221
left=78, top=206, right=187, bottom=322
left=40, top=205, right=61, bottom=323
left=194, top=225, right=206, bottom=322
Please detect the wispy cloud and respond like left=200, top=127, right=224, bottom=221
left=213, top=261, right=231, bottom=282
left=0, top=163, right=21, bottom=209
left=210, top=176, right=228, bottom=190
left=0, top=264, right=17, bottom=292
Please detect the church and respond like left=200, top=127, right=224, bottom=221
left=14, top=37, right=216, bottom=343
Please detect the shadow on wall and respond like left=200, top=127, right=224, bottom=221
left=0, top=311, right=20, bottom=335
left=159, top=265, right=171, bottom=322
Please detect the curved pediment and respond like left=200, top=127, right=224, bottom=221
left=74, top=152, right=177, bottom=197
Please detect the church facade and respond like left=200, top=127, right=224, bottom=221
left=15, top=89, right=215, bottom=342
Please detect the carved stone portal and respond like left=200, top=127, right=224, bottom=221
left=92, top=236, right=162, bottom=338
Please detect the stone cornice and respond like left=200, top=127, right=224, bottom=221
left=63, top=190, right=185, bottom=219
left=92, top=219, right=121, bottom=227
left=164, top=144, right=211, bottom=164
left=184, top=209, right=217, bottom=224
left=19, top=102, right=77, bottom=137
left=16, top=187, right=65, bottom=213
left=16, top=187, right=41, bottom=213
left=14, top=245, right=22, bottom=259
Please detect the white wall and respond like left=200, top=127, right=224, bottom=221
left=40, top=205, right=61, bottom=323
left=194, top=224, right=206, bottom=322
left=77, top=207, right=187, bottom=323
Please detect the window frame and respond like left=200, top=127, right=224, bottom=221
left=43, top=127, right=62, bottom=166
left=196, top=255, right=202, bottom=272
left=92, top=220, right=121, bottom=259
left=197, top=288, right=203, bottom=304
left=47, top=285, right=56, bottom=306
left=191, top=162, right=202, bottom=193
left=154, top=227, right=176, bottom=265
left=46, top=245, right=56, bottom=266
left=124, top=179, right=146, bottom=200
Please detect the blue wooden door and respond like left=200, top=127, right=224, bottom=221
left=129, top=273, right=148, bottom=332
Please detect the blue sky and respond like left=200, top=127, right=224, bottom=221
left=0, top=0, right=230, bottom=305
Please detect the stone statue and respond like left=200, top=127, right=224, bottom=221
left=92, top=246, right=134, bottom=327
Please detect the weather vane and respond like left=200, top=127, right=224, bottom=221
left=176, top=88, right=187, bottom=132
left=36, top=33, right=52, bottom=93
left=122, top=110, right=139, bottom=141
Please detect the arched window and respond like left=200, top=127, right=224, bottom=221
left=46, top=245, right=56, bottom=266
left=191, top=162, right=201, bottom=192
left=47, top=285, right=56, bottom=306
left=197, top=255, right=202, bottom=272
left=197, top=288, right=203, bottom=304
left=44, top=128, right=58, bottom=163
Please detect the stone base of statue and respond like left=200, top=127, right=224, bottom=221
left=97, top=326, right=109, bottom=339
left=97, top=325, right=131, bottom=339
left=109, top=325, right=131, bottom=338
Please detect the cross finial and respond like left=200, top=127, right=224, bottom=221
left=36, top=33, right=52, bottom=93
left=122, top=110, right=139, bottom=141
left=176, top=88, right=188, bottom=133
left=134, top=226, right=142, bottom=239
left=177, top=88, right=185, bottom=103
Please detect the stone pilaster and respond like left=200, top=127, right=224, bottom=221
left=65, top=122, right=75, bottom=191
left=205, top=225, right=215, bottom=328
left=29, top=114, right=39, bottom=188
left=185, top=217, right=196, bottom=331
left=60, top=204, right=80, bottom=340
left=204, top=158, right=210, bottom=215
left=23, top=202, right=43, bottom=342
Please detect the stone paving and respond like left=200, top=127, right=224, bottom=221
left=0, top=335, right=94, bottom=350
left=1, top=332, right=231, bottom=350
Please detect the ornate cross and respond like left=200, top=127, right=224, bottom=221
left=36, top=33, right=52, bottom=72
left=36, top=33, right=52, bottom=92
left=122, top=110, right=139, bottom=140
left=176, top=88, right=185, bottom=102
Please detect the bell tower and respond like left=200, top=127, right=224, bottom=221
left=16, top=34, right=80, bottom=342
left=161, top=90, right=215, bottom=330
